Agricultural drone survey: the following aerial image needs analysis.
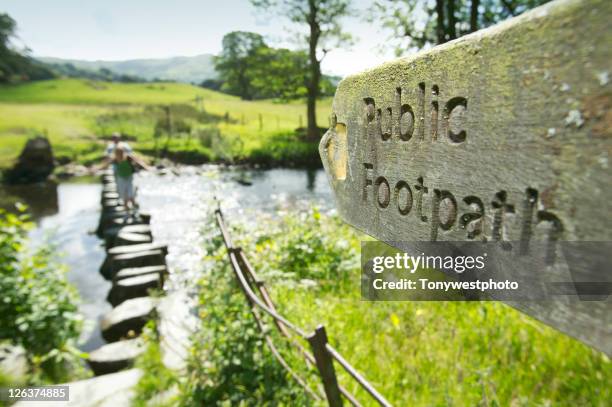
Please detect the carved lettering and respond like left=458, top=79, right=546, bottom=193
left=414, top=176, right=428, bottom=222
left=375, top=176, right=391, bottom=208
left=431, top=189, right=458, bottom=241
left=519, top=188, right=538, bottom=254
left=394, top=181, right=413, bottom=215
left=537, top=211, right=563, bottom=264
left=417, top=82, right=425, bottom=140
left=430, top=85, right=439, bottom=141
left=461, top=196, right=485, bottom=241
left=491, top=191, right=515, bottom=244
left=444, top=97, right=468, bottom=143
left=362, top=83, right=467, bottom=145
left=400, top=104, right=415, bottom=140
left=359, top=163, right=563, bottom=252
left=362, top=162, right=374, bottom=202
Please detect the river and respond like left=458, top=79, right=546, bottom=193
left=0, top=167, right=332, bottom=352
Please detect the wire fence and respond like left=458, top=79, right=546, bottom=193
left=214, top=207, right=392, bottom=407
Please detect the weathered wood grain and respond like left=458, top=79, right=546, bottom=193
left=320, top=0, right=611, bottom=355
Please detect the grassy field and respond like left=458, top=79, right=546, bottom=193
left=223, top=210, right=611, bottom=406
left=0, top=78, right=332, bottom=169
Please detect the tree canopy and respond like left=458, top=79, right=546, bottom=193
left=214, top=30, right=335, bottom=102
left=0, top=13, right=54, bottom=83
left=215, top=31, right=267, bottom=100
left=250, top=0, right=353, bottom=140
left=369, top=0, right=552, bottom=55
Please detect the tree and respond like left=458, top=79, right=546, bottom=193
left=0, top=13, right=54, bottom=83
left=251, top=47, right=309, bottom=100
left=251, top=0, right=353, bottom=140
left=0, top=13, right=19, bottom=82
left=214, top=31, right=268, bottom=100
left=214, top=31, right=322, bottom=102
left=0, top=13, right=16, bottom=48
left=369, top=0, right=552, bottom=56
left=200, top=78, right=224, bottom=91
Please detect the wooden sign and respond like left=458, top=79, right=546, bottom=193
left=320, top=0, right=611, bottom=355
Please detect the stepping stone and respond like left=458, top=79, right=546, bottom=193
left=100, top=244, right=166, bottom=280
left=107, top=273, right=162, bottom=306
left=113, top=265, right=167, bottom=282
left=97, top=211, right=129, bottom=238
left=105, top=224, right=153, bottom=237
left=109, top=243, right=167, bottom=257
left=115, top=231, right=153, bottom=246
left=102, top=199, right=121, bottom=208
left=100, top=211, right=128, bottom=226
left=103, top=224, right=153, bottom=248
left=87, top=339, right=144, bottom=376
left=110, top=214, right=150, bottom=228
left=101, top=191, right=119, bottom=200
left=99, top=212, right=138, bottom=235
left=102, top=205, right=127, bottom=215
left=112, top=249, right=166, bottom=272
left=101, top=297, right=158, bottom=342
left=119, top=224, right=153, bottom=235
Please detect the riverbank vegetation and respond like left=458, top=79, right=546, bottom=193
left=0, top=78, right=332, bottom=172
left=132, top=321, right=178, bottom=407
left=138, top=207, right=610, bottom=406
left=0, top=206, right=87, bottom=385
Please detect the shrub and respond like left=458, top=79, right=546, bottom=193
left=245, top=208, right=358, bottom=290
left=180, top=218, right=311, bottom=405
left=0, top=206, right=85, bottom=383
left=249, top=132, right=320, bottom=167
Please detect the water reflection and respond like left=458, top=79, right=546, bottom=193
left=0, top=181, right=59, bottom=221
left=306, top=168, right=317, bottom=191
left=27, top=183, right=110, bottom=352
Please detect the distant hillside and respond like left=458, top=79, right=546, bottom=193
left=38, top=54, right=217, bottom=84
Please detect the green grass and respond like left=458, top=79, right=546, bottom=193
left=0, top=103, right=108, bottom=165
left=0, top=79, right=332, bottom=169
left=275, top=288, right=610, bottom=405
left=220, top=209, right=611, bottom=406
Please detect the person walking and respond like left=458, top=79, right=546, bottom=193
left=99, top=143, right=151, bottom=214
left=106, top=132, right=132, bottom=158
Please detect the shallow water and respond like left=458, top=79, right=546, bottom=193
left=137, top=166, right=333, bottom=292
left=3, top=167, right=331, bottom=352
left=1, top=182, right=111, bottom=352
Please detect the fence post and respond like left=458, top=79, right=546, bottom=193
left=307, top=325, right=343, bottom=407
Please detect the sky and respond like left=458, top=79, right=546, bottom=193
left=1, top=0, right=400, bottom=77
